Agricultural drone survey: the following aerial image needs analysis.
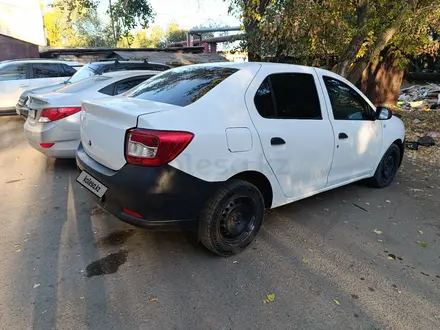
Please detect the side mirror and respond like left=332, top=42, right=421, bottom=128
left=375, top=106, right=392, bottom=120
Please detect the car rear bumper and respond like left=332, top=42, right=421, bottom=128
left=76, top=143, right=221, bottom=230
left=24, top=120, right=79, bottom=158
left=0, top=106, right=17, bottom=116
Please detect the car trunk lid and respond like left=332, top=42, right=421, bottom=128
left=81, top=97, right=177, bottom=170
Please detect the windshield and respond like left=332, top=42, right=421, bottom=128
left=68, top=64, right=100, bottom=84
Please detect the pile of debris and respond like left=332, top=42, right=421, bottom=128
left=398, top=83, right=440, bottom=111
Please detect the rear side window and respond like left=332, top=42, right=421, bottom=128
left=254, top=73, right=322, bottom=119
left=115, top=77, right=151, bottom=95
left=0, top=63, right=27, bottom=81
left=126, top=66, right=239, bottom=106
left=32, top=63, right=62, bottom=78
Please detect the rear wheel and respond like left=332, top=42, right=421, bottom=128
left=199, top=179, right=265, bottom=256
left=369, top=144, right=400, bottom=188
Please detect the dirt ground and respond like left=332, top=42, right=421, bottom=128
left=0, top=116, right=439, bottom=330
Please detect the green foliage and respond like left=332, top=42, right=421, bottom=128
left=109, top=0, right=155, bottom=46
left=47, top=0, right=108, bottom=47
left=163, top=21, right=187, bottom=44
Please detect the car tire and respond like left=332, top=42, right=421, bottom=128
left=369, top=144, right=400, bottom=188
left=199, top=179, right=265, bottom=256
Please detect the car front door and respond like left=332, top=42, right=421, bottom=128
left=245, top=66, right=335, bottom=200
left=319, top=74, right=383, bottom=186
left=29, top=63, right=66, bottom=90
left=0, top=63, right=30, bottom=111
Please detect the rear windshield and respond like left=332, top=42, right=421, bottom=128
left=125, top=66, right=239, bottom=106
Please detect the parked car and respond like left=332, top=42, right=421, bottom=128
left=75, top=62, right=405, bottom=256
left=16, top=59, right=171, bottom=118
left=0, top=59, right=82, bottom=115
left=24, top=70, right=159, bottom=158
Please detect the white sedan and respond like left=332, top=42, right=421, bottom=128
left=75, top=62, right=405, bottom=256
left=24, top=70, right=159, bottom=158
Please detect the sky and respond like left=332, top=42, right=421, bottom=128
left=97, top=0, right=241, bottom=30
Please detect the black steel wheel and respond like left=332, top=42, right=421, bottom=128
left=199, top=179, right=265, bottom=256
left=369, top=144, right=400, bottom=188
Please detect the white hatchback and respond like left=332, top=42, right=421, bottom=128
left=76, top=62, right=405, bottom=256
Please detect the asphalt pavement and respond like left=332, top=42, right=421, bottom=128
left=1, top=116, right=439, bottom=330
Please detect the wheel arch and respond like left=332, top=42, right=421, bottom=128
left=392, top=138, right=404, bottom=166
left=231, top=170, right=273, bottom=208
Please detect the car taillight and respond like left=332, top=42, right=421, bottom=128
left=38, top=107, right=81, bottom=123
left=125, top=129, right=194, bottom=166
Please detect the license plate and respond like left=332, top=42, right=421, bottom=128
left=29, top=109, right=37, bottom=119
left=76, top=171, right=108, bottom=198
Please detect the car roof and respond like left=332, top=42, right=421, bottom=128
left=90, top=60, right=170, bottom=67
left=0, top=58, right=82, bottom=66
left=101, top=70, right=161, bottom=78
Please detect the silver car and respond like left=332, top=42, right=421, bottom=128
left=24, top=70, right=159, bottom=158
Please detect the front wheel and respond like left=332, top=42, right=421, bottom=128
left=369, top=144, right=400, bottom=188
left=199, top=179, right=265, bottom=256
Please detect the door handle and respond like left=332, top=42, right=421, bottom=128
left=271, top=137, right=286, bottom=145
left=338, top=133, right=348, bottom=139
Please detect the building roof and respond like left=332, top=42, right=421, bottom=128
left=109, top=51, right=228, bottom=66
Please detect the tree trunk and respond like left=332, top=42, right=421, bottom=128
left=334, top=0, right=368, bottom=76
left=346, top=26, right=400, bottom=85
left=361, top=47, right=404, bottom=106
left=242, top=0, right=272, bottom=61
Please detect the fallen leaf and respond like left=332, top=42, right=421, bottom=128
left=150, top=297, right=158, bottom=302
left=324, top=208, right=329, bottom=212
left=417, top=241, right=427, bottom=248
left=373, top=229, right=382, bottom=235
left=301, top=258, right=309, bottom=263
left=388, top=256, right=395, bottom=260
left=333, top=299, right=340, bottom=305
left=386, top=200, right=391, bottom=203
left=232, top=260, right=238, bottom=264
left=33, top=284, right=40, bottom=289
left=267, top=294, right=276, bottom=302
left=418, top=230, right=424, bottom=234
left=365, top=202, right=370, bottom=205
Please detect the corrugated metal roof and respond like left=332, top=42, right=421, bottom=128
left=110, top=51, right=228, bottom=66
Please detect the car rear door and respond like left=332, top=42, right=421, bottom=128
left=29, top=63, right=67, bottom=90
left=317, top=72, right=383, bottom=186
left=245, top=66, right=335, bottom=200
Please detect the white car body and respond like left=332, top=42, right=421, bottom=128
left=24, top=70, right=159, bottom=158
left=0, top=59, right=82, bottom=114
left=76, top=62, right=405, bottom=255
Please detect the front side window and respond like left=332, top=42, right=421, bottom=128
left=32, top=63, right=62, bottom=79
left=126, top=66, right=239, bottom=106
left=0, top=63, right=27, bottom=81
left=323, top=76, right=373, bottom=120
left=254, top=73, right=322, bottom=119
